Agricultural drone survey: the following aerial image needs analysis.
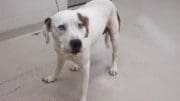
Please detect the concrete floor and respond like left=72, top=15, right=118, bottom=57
left=0, top=0, right=179, bottom=101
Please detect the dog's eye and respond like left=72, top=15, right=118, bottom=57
left=58, top=25, right=66, bottom=31
left=78, top=23, right=84, bottom=29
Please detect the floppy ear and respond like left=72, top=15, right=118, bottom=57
left=77, top=13, right=89, bottom=38
left=42, top=17, right=52, bottom=44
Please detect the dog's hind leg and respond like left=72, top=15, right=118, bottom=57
left=104, top=28, right=111, bottom=48
left=107, top=11, right=121, bottom=76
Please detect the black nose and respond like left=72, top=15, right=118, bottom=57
left=70, top=39, right=82, bottom=54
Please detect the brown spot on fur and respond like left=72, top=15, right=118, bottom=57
left=117, top=11, right=121, bottom=31
left=77, top=13, right=89, bottom=38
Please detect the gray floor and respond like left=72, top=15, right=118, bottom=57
left=0, top=0, right=179, bottom=101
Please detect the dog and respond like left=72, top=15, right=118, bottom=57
left=41, top=0, right=120, bottom=101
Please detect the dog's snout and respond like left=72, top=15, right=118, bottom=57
left=70, top=39, right=82, bottom=54
left=70, top=39, right=82, bottom=48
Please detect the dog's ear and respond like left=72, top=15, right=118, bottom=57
left=42, top=17, right=52, bottom=44
left=77, top=13, right=89, bottom=38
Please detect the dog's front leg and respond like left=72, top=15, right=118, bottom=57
left=80, top=60, right=90, bottom=101
left=74, top=51, right=90, bottom=101
left=42, top=55, right=65, bottom=83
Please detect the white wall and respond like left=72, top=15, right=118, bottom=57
left=0, top=0, right=67, bottom=33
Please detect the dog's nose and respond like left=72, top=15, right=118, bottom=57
left=70, top=39, right=82, bottom=54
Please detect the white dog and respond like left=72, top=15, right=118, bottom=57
left=42, top=0, right=120, bottom=101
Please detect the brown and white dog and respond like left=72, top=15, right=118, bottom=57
left=42, top=0, right=120, bottom=101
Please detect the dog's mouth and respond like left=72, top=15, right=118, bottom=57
left=63, top=48, right=82, bottom=55
left=71, top=48, right=81, bottom=54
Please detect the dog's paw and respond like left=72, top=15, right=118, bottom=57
left=109, top=67, right=118, bottom=76
left=69, top=65, right=80, bottom=72
left=42, top=75, right=57, bottom=83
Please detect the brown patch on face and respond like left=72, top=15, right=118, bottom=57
left=77, top=13, right=89, bottom=38
left=117, top=11, right=121, bottom=31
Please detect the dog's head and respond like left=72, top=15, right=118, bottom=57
left=42, top=10, right=89, bottom=55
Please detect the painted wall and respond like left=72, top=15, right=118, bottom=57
left=68, top=0, right=90, bottom=6
left=0, top=0, right=67, bottom=33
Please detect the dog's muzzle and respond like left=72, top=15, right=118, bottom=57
left=70, top=39, right=82, bottom=54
